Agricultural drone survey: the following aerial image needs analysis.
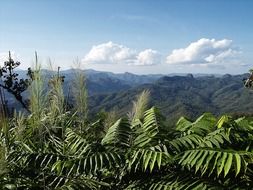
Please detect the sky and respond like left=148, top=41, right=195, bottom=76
left=1, top=0, right=253, bottom=74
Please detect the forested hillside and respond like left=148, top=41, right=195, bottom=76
left=89, top=73, right=253, bottom=123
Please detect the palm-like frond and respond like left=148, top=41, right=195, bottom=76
left=235, top=116, right=253, bottom=132
left=65, top=128, right=87, bottom=156
left=200, top=128, right=231, bottom=148
left=128, top=145, right=171, bottom=172
left=56, top=151, right=122, bottom=176
left=179, top=148, right=252, bottom=177
left=102, top=118, right=131, bottom=147
left=133, top=107, right=160, bottom=147
left=58, top=176, right=110, bottom=190
left=188, top=113, right=217, bottom=136
left=148, top=172, right=218, bottom=190
left=176, top=116, right=192, bottom=132
left=169, top=134, right=202, bottom=152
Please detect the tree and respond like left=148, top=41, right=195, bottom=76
left=0, top=51, right=33, bottom=112
left=243, top=69, right=253, bottom=88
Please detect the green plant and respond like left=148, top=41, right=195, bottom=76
left=2, top=63, right=253, bottom=189
left=0, top=51, right=33, bottom=111
left=72, top=58, right=88, bottom=133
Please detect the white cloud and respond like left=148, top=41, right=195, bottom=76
left=82, top=41, right=135, bottom=64
left=0, top=51, right=19, bottom=67
left=82, top=39, right=241, bottom=69
left=166, top=38, right=240, bottom=66
left=135, top=49, right=161, bottom=65
left=82, top=42, right=161, bottom=66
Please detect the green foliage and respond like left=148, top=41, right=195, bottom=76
left=2, top=65, right=253, bottom=189
left=128, top=90, right=150, bottom=122
left=3, top=103, right=253, bottom=189
left=102, top=118, right=131, bottom=147
left=72, top=60, right=88, bottom=131
left=0, top=51, right=33, bottom=111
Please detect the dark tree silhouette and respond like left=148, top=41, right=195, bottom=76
left=0, top=51, right=33, bottom=111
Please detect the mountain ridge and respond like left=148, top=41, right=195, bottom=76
left=2, top=69, right=251, bottom=124
left=88, top=73, right=252, bottom=124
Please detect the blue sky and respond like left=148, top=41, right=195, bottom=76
left=1, top=0, right=253, bottom=74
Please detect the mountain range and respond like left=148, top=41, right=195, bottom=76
left=1, top=69, right=252, bottom=124
left=87, top=72, right=253, bottom=124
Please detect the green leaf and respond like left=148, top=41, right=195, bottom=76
left=190, top=150, right=203, bottom=168
left=202, top=151, right=215, bottom=175
left=195, top=151, right=208, bottom=173
left=234, top=153, right=241, bottom=176
left=157, top=152, right=162, bottom=169
left=210, top=152, right=221, bottom=175
left=150, top=151, right=157, bottom=172
left=179, top=151, right=192, bottom=165
left=176, top=117, right=192, bottom=132
left=224, top=153, right=233, bottom=177
left=217, top=152, right=227, bottom=176
left=52, top=160, right=62, bottom=175
left=217, top=115, right=230, bottom=129
left=102, top=118, right=131, bottom=147
left=186, top=113, right=216, bottom=136
left=144, top=150, right=152, bottom=171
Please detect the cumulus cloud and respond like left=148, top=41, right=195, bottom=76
left=82, top=42, right=161, bottom=66
left=135, top=49, right=161, bottom=65
left=82, top=41, right=135, bottom=64
left=166, top=38, right=240, bottom=65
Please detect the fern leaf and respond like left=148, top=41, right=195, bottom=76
left=189, top=113, right=217, bottom=136
left=176, top=116, right=192, bottom=132
left=234, top=153, right=241, bottom=176
left=180, top=149, right=250, bottom=177
left=102, top=118, right=131, bottom=147
left=133, top=107, right=159, bottom=147
left=224, top=153, right=233, bottom=177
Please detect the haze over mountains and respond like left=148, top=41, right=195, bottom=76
left=2, top=69, right=252, bottom=123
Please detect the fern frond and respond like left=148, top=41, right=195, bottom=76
left=189, top=113, right=217, bottom=136
left=128, top=145, right=171, bottom=172
left=149, top=173, right=213, bottom=190
left=102, top=118, right=131, bottom=147
left=52, top=151, right=122, bottom=176
left=200, top=128, right=231, bottom=148
left=235, top=117, right=253, bottom=132
left=58, top=176, right=110, bottom=190
left=176, top=116, right=192, bottom=132
left=179, top=148, right=252, bottom=177
left=170, top=134, right=202, bottom=152
left=65, top=128, right=87, bottom=156
left=133, top=107, right=159, bottom=147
